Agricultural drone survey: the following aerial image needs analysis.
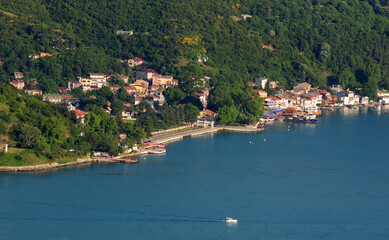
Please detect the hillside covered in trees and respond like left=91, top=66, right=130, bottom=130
left=0, top=0, right=388, bottom=100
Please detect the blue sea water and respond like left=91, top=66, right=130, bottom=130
left=0, top=108, right=389, bottom=239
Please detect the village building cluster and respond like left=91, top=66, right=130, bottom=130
left=7, top=69, right=387, bottom=126
left=249, top=78, right=373, bottom=117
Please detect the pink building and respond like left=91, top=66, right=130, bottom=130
left=10, top=80, right=25, bottom=89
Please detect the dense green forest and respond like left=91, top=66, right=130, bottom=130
left=0, top=0, right=388, bottom=98
left=0, top=0, right=389, bottom=163
left=0, top=83, right=205, bottom=163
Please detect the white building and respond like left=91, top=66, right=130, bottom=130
left=254, top=77, right=268, bottom=89
left=378, top=90, right=389, bottom=104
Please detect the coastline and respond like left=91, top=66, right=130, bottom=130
left=0, top=126, right=264, bottom=172
left=0, top=157, right=95, bottom=172
left=147, top=126, right=264, bottom=144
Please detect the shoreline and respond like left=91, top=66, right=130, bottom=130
left=0, top=126, right=263, bottom=172
left=0, top=158, right=96, bottom=172
left=147, top=126, right=264, bottom=144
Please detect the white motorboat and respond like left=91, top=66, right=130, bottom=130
left=225, top=217, right=238, bottom=223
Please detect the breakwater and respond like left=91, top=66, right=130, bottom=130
left=148, top=126, right=264, bottom=144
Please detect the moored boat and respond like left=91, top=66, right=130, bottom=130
left=285, top=114, right=318, bottom=124
left=370, top=105, right=381, bottom=111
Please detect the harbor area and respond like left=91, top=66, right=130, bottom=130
left=146, top=125, right=264, bottom=144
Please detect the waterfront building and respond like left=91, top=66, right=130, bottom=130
left=378, top=90, right=389, bottom=104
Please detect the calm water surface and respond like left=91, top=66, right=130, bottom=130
left=1, top=108, right=389, bottom=239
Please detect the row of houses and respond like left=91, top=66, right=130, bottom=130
left=259, top=82, right=370, bottom=113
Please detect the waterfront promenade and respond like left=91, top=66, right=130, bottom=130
left=0, top=126, right=263, bottom=172
left=147, top=126, right=263, bottom=144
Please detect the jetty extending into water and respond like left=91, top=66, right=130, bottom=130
left=94, top=157, right=138, bottom=164
left=147, top=126, right=264, bottom=144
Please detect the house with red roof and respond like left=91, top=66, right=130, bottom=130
left=61, top=94, right=74, bottom=103
left=199, top=109, right=217, bottom=119
left=306, top=92, right=322, bottom=104
left=272, top=96, right=289, bottom=108
left=253, top=89, right=267, bottom=98
left=134, top=80, right=149, bottom=89
left=150, top=85, right=161, bottom=91
left=269, top=80, right=278, bottom=89
left=171, top=79, right=179, bottom=86
left=13, top=72, right=24, bottom=79
left=300, top=94, right=317, bottom=110
left=134, top=97, right=144, bottom=105
left=67, top=81, right=81, bottom=90
left=197, top=109, right=217, bottom=126
left=74, top=109, right=87, bottom=124
left=136, top=69, right=157, bottom=80
left=58, top=87, right=69, bottom=93
left=123, top=86, right=137, bottom=95
left=89, top=73, right=107, bottom=81
left=128, top=58, right=145, bottom=68
left=24, top=89, right=42, bottom=96
left=119, top=75, right=129, bottom=83
left=151, top=74, right=173, bottom=86
left=248, top=82, right=259, bottom=87
left=324, top=94, right=338, bottom=105
left=109, top=85, right=121, bottom=92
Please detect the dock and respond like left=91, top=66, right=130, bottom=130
left=147, top=126, right=264, bottom=144
left=95, top=157, right=138, bottom=164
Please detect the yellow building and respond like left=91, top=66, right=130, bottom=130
left=253, top=89, right=268, bottom=98
left=131, top=84, right=147, bottom=94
